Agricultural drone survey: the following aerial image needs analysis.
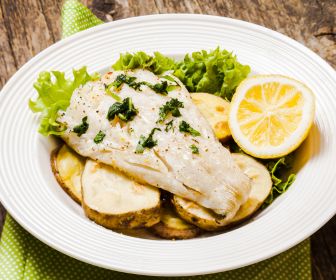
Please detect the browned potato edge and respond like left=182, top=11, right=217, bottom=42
left=50, top=145, right=82, bottom=205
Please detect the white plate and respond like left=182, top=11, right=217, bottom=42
left=0, top=14, right=335, bottom=276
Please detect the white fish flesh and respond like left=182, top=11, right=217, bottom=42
left=58, top=69, right=251, bottom=219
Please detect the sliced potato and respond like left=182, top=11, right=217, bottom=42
left=192, top=92, right=231, bottom=142
left=230, top=153, right=272, bottom=223
left=151, top=204, right=201, bottom=239
left=173, top=153, right=272, bottom=231
left=173, top=196, right=228, bottom=231
left=82, top=159, right=160, bottom=229
left=51, top=145, right=85, bottom=204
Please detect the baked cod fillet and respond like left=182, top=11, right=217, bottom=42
left=58, top=69, right=251, bottom=219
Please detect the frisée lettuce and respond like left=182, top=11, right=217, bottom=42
left=263, top=156, right=296, bottom=206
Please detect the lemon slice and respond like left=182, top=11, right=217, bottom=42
left=229, top=75, right=315, bottom=158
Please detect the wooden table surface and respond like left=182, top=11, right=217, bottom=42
left=0, top=0, right=335, bottom=278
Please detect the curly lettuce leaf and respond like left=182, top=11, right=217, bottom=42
left=112, top=51, right=176, bottom=75
left=29, top=67, right=99, bottom=136
left=262, top=155, right=296, bottom=207
left=112, top=48, right=250, bottom=101
left=173, top=47, right=250, bottom=100
left=112, top=47, right=250, bottom=101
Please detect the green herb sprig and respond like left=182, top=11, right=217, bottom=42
left=179, top=120, right=201, bottom=137
left=94, top=130, right=106, bottom=144
left=262, top=156, right=296, bottom=207
left=158, top=98, right=184, bottom=123
left=112, top=74, right=143, bottom=91
left=136, top=128, right=161, bottom=153
left=107, top=97, right=138, bottom=122
left=165, top=120, right=174, bottom=132
left=104, top=84, right=122, bottom=101
left=73, top=116, right=89, bottom=136
left=190, top=144, right=199, bottom=154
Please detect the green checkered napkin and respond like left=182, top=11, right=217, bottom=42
left=0, top=1, right=312, bottom=279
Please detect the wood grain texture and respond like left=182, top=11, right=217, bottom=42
left=0, top=0, right=335, bottom=279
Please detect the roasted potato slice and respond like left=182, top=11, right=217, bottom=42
left=51, top=145, right=85, bottom=204
left=151, top=204, right=201, bottom=239
left=192, top=92, right=231, bottom=142
left=173, top=196, right=228, bottom=231
left=230, top=153, right=272, bottom=223
left=82, top=159, right=160, bottom=229
left=173, top=153, right=272, bottom=231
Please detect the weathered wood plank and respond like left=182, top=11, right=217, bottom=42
left=0, top=0, right=54, bottom=68
left=155, top=0, right=202, bottom=13
left=39, top=0, right=63, bottom=41
left=0, top=3, right=17, bottom=87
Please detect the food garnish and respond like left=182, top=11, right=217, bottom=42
left=107, top=97, right=138, bottom=122
left=94, top=130, right=106, bottom=144
left=229, top=75, right=315, bottom=159
left=112, top=74, right=143, bottom=91
left=136, top=127, right=161, bottom=154
left=73, top=116, right=89, bottom=136
left=113, top=51, right=176, bottom=74
left=158, top=98, right=184, bottom=123
left=104, top=83, right=122, bottom=101
left=113, top=47, right=250, bottom=100
left=190, top=144, right=199, bottom=154
left=179, top=120, right=201, bottom=136
left=29, top=67, right=99, bottom=136
left=263, top=156, right=296, bottom=206
left=164, top=120, right=174, bottom=132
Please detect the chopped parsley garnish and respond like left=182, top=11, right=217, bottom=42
left=135, top=128, right=161, bottom=154
left=128, top=80, right=143, bottom=90
left=158, top=98, right=184, bottom=123
left=107, top=97, right=138, bottom=122
left=104, top=84, right=121, bottom=101
left=112, top=74, right=133, bottom=88
left=151, top=81, right=168, bottom=94
left=179, top=120, right=201, bottom=136
left=190, top=144, right=199, bottom=154
left=143, top=81, right=169, bottom=95
left=94, top=130, right=106, bottom=144
left=112, top=74, right=143, bottom=91
left=73, top=116, right=89, bottom=136
left=165, top=120, right=174, bottom=132
left=111, top=74, right=178, bottom=95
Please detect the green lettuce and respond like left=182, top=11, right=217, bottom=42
left=262, top=155, right=296, bottom=207
left=29, top=67, right=99, bottom=136
left=173, top=47, right=250, bottom=100
left=112, top=51, right=176, bottom=75
left=112, top=48, right=250, bottom=101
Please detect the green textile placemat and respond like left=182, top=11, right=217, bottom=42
left=0, top=1, right=312, bottom=279
left=0, top=216, right=311, bottom=279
